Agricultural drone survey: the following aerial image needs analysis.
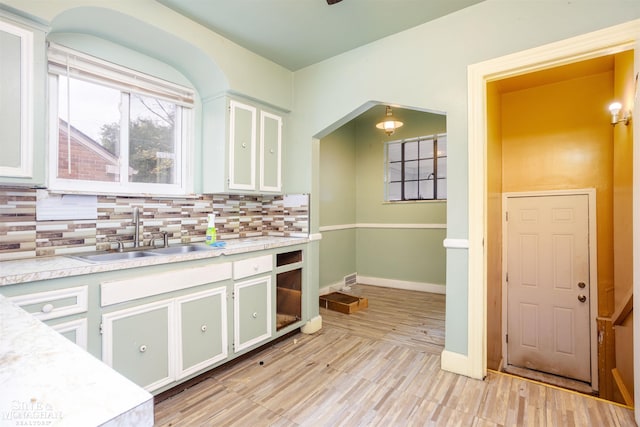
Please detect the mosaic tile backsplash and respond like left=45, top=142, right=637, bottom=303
left=0, top=187, right=309, bottom=261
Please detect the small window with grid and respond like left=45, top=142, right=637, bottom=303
left=386, top=133, right=447, bottom=201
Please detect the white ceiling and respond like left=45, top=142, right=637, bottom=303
left=156, top=0, right=485, bottom=71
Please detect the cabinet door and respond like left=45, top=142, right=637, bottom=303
left=228, top=99, right=257, bottom=190
left=50, top=318, right=88, bottom=350
left=176, top=288, right=228, bottom=379
left=0, top=19, right=33, bottom=178
left=234, top=276, right=272, bottom=352
left=102, top=300, right=174, bottom=392
left=259, top=110, right=282, bottom=192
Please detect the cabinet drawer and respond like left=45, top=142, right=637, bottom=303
left=233, top=255, right=273, bottom=280
left=9, top=286, right=88, bottom=321
left=101, top=263, right=232, bottom=307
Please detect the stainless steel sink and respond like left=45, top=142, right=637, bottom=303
left=70, top=250, right=160, bottom=263
left=69, top=244, right=216, bottom=263
left=147, top=244, right=215, bottom=255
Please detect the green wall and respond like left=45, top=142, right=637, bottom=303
left=295, top=2, right=640, bottom=356
left=4, top=0, right=639, bottom=362
left=319, top=122, right=356, bottom=287
left=319, top=107, right=446, bottom=289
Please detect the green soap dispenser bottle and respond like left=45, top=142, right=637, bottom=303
left=205, top=213, right=217, bottom=245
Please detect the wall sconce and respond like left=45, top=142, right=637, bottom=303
left=376, top=106, right=404, bottom=136
left=609, top=102, right=631, bottom=126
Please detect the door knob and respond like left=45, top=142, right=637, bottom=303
left=578, top=282, right=586, bottom=288
left=578, top=295, right=587, bottom=303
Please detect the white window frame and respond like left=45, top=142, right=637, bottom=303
left=47, top=43, right=194, bottom=196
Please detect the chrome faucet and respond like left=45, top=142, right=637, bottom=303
left=133, top=207, right=140, bottom=248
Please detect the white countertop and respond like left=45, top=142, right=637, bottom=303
left=0, top=236, right=308, bottom=287
left=0, top=295, right=153, bottom=427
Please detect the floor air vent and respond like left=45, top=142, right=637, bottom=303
left=342, top=273, right=357, bottom=291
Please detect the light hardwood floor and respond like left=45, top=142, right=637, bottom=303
left=154, top=285, right=635, bottom=426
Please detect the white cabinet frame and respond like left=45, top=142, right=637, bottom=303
left=0, top=19, right=33, bottom=178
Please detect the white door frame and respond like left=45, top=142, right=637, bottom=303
left=502, top=189, right=598, bottom=391
left=466, top=19, right=640, bottom=420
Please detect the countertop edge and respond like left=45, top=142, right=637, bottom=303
left=0, top=237, right=309, bottom=287
left=0, top=295, right=154, bottom=426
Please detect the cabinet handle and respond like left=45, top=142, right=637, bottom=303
left=41, top=303, right=54, bottom=314
left=139, top=345, right=147, bottom=353
left=201, top=324, right=207, bottom=332
left=252, top=312, right=258, bottom=318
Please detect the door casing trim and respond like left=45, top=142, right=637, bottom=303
left=501, top=189, right=598, bottom=391
left=466, top=20, right=639, bottom=421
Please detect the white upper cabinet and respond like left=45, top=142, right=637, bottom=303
left=229, top=99, right=258, bottom=190
left=259, top=110, right=282, bottom=192
left=0, top=13, right=46, bottom=185
left=203, top=96, right=283, bottom=194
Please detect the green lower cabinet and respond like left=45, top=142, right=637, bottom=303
left=176, top=287, right=227, bottom=379
left=234, top=276, right=272, bottom=353
left=49, top=318, right=88, bottom=350
left=102, top=300, right=173, bottom=392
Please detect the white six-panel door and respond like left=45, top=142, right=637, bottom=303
left=506, top=194, right=591, bottom=383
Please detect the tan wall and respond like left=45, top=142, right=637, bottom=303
left=612, top=49, right=634, bottom=402
left=501, top=71, right=615, bottom=318
left=486, top=64, right=622, bottom=384
left=486, top=81, right=503, bottom=370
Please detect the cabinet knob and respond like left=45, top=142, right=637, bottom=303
left=270, top=149, right=275, bottom=154
left=41, top=303, right=54, bottom=314
left=139, top=345, right=147, bottom=353
left=201, top=324, right=207, bottom=332
left=253, top=265, right=259, bottom=271
left=242, top=143, right=247, bottom=148
left=252, top=312, right=258, bottom=318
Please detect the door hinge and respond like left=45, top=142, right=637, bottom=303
left=99, top=322, right=104, bottom=335
left=506, top=272, right=508, bottom=283
left=506, top=334, right=508, bottom=343
left=505, top=211, right=509, bottom=221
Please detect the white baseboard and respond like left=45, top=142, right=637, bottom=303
left=440, top=349, right=470, bottom=376
left=357, top=275, right=445, bottom=294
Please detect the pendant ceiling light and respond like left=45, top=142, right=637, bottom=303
left=376, top=106, right=404, bottom=136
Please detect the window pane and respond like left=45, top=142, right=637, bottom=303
left=389, top=162, right=402, bottom=182
left=419, top=159, right=434, bottom=180
left=129, top=94, right=177, bottom=184
left=437, top=178, right=447, bottom=199
left=405, top=160, right=419, bottom=180
left=437, top=157, right=447, bottom=179
left=57, top=76, right=121, bottom=182
left=404, top=181, right=418, bottom=199
left=437, top=135, right=447, bottom=157
left=388, top=142, right=401, bottom=162
left=405, top=141, right=418, bottom=161
left=388, top=182, right=402, bottom=201
left=419, top=138, right=434, bottom=159
left=419, top=180, right=434, bottom=200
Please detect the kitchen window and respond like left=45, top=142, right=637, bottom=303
left=385, top=133, right=447, bottom=201
left=47, top=43, right=194, bottom=195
